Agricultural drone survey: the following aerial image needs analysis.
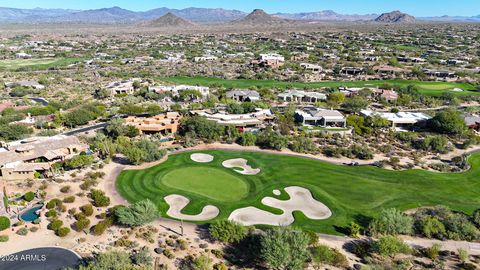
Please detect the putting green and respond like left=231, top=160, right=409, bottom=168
left=161, top=167, right=249, bottom=202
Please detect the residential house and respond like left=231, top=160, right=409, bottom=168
left=278, top=90, right=327, bottom=103
left=125, top=112, right=182, bottom=135
left=226, top=90, right=260, bottom=102
left=191, top=109, right=273, bottom=132
left=106, top=79, right=142, bottom=95
left=149, top=85, right=210, bottom=100
left=340, top=67, right=364, bottom=76
left=300, top=63, right=323, bottom=73
left=0, top=135, right=88, bottom=181
left=380, top=90, right=399, bottom=102
left=360, top=110, right=431, bottom=130
left=423, top=69, right=457, bottom=79
left=295, top=108, right=346, bottom=128
left=251, top=53, right=285, bottom=68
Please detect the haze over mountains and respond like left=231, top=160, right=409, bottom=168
left=0, top=6, right=478, bottom=24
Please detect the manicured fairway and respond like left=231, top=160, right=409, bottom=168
left=116, top=150, right=480, bottom=234
left=0, top=57, right=82, bottom=71
left=160, top=76, right=479, bottom=96
left=162, top=167, right=249, bottom=201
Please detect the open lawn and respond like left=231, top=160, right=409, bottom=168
left=0, top=57, right=82, bottom=71
left=116, top=150, right=480, bottom=235
left=160, top=76, right=479, bottom=96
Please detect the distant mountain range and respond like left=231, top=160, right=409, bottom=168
left=275, top=10, right=378, bottom=21
left=0, top=6, right=478, bottom=24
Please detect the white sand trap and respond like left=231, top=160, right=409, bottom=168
left=222, top=158, right=261, bottom=175
left=273, top=189, right=281, bottom=196
left=164, top=194, right=219, bottom=221
left=229, top=186, right=332, bottom=226
left=190, top=153, right=214, bottom=163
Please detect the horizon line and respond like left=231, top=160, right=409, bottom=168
left=0, top=5, right=478, bottom=17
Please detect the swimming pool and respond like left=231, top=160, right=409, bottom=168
left=19, top=204, right=43, bottom=222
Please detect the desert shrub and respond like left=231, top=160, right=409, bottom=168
left=45, top=209, right=58, bottom=218
left=131, top=247, right=153, bottom=267
left=89, top=189, right=110, bottom=207
left=81, top=204, right=94, bottom=216
left=16, top=227, right=29, bottom=235
left=56, top=227, right=70, bottom=237
left=92, top=218, right=113, bottom=236
left=373, top=236, right=411, bottom=258
left=115, top=199, right=159, bottom=227
left=213, top=262, right=228, bottom=270
left=0, top=235, right=9, bottom=242
left=29, top=226, right=39, bottom=232
left=259, top=228, right=310, bottom=270
left=310, top=244, right=349, bottom=268
left=24, top=191, right=35, bottom=202
left=369, top=208, right=413, bottom=236
left=424, top=243, right=442, bottom=260
left=0, top=216, right=11, bottom=231
left=416, top=216, right=446, bottom=239
left=162, top=249, right=174, bottom=259
left=46, top=198, right=62, bottom=209
left=48, top=219, right=63, bottom=231
left=74, top=218, right=91, bottom=232
left=63, top=196, right=75, bottom=203
left=209, top=219, right=247, bottom=244
left=60, top=186, right=71, bottom=193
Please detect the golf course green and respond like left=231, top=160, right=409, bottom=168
left=162, top=166, right=249, bottom=202
left=116, top=150, right=480, bottom=234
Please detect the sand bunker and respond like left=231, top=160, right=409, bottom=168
left=190, top=153, right=214, bottom=163
left=222, top=158, right=260, bottom=175
left=164, top=194, right=219, bottom=221
left=273, top=189, right=281, bottom=196
left=229, top=186, right=331, bottom=226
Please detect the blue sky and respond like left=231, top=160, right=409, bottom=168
left=1, top=0, right=479, bottom=16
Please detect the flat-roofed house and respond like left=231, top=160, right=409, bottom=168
left=191, top=109, right=273, bottom=132
left=0, top=135, right=88, bottom=181
left=226, top=90, right=260, bottom=102
left=300, top=63, right=323, bottom=73
left=361, top=110, right=432, bottom=130
left=125, top=112, right=182, bottom=135
left=295, top=108, right=346, bottom=128
left=278, top=90, right=327, bottom=103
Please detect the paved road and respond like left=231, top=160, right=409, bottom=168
left=0, top=247, right=81, bottom=270
left=62, top=122, right=107, bottom=136
left=0, top=97, right=49, bottom=106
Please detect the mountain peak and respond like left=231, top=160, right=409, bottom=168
left=143, top=12, right=195, bottom=28
left=375, top=10, right=416, bottom=23
left=235, top=8, right=287, bottom=24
